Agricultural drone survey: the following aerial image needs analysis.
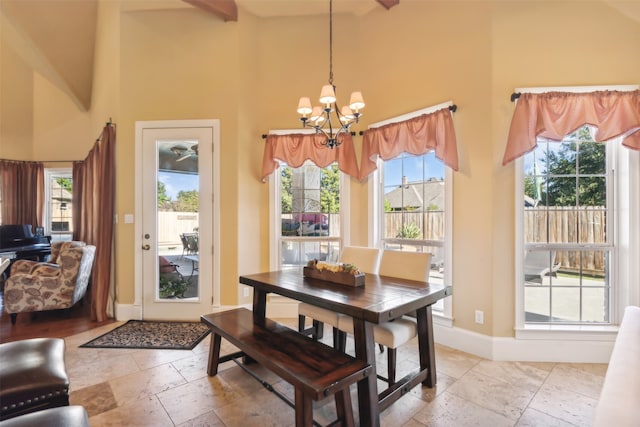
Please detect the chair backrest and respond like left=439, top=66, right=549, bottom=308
left=378, top=250, right=432, bottom=282
left=49, top=241, right=87, bottom=264
left=338, top=246, right=381, bottom=274
left=68, top=245, right=96, bottom=305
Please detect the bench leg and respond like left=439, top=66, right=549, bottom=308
left=294, top=388, right=313, bottom=427
left=335, top=388, right=355, bottom=427
left=207, top=332, right=222, bottom=376
left=312, top=320, right=324, bottom=340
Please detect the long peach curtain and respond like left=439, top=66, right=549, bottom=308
left=73, top=124, right=116, bottom=321
left=0, top=160, right=44, bottom=227
left=502, top=90, right=640, bottom=165
left=359, top=107, right=459, bottom=180
left=261, top=132, right=359, bottom=181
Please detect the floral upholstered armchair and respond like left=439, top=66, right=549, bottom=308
left=4, top=241, right=96, bottom=325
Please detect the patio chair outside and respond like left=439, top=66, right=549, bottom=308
left=524, top=250, right=560, bottom=283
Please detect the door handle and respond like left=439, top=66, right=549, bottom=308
left=142, top=244, right=151, bottom=250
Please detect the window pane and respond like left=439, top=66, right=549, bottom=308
left=550, top=287, right=580, bottom=322
left=547, top=177, right=576, bottom=207
left=524, top=249, right=610, bottom=324
left=278, top=161, right=342, bottom=268
left=523, top=209, right=548, bottom=243
left=48, top=174, right=73, bottom=241
left=578, top=140, right=605, bottom=175
left=382, top=153, right=445, bottom=245
left=582, top=287, right=608, bottom=322
left=524, top=286, right=550, bottom=322
left=522, top=126, right=612, bottom=326
left=578, top=208, right=606, bottom=244
left=578, top=177, right=605, bottom=206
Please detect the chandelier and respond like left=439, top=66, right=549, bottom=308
left=296, top=0, right=365, bottom=149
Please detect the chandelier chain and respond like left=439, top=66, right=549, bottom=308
left=328, top=0, right=333, bottom=85
left=295, top=0, right=364, bottom=149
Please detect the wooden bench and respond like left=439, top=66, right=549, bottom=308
left=201, top=308, right=371, bottom=427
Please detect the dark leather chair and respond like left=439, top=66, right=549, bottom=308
left=0, top=406, right=88, bottom=427
left=0, top=338, right=70, bottom=421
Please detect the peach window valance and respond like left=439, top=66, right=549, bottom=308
left=261, top=132, right=359, bottom=182
left=358, top=107, right=459, bottom=181
left=502, top=90, right=640, bottom=165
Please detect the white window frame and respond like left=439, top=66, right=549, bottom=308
left=514, top=85, right=640, bottom=338
left=44, top=167, right=73, bottom=241
left=268, top=130, right=351, bottom=271
left=367, top=102, right=454, bottom=325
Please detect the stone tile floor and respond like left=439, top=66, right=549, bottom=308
left=64, top=319, right=606, bottom=426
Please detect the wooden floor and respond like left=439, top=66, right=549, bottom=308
left=0, top=289, right=115, bottom=343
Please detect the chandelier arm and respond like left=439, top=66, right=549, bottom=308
left=294, top=0, right=362, bottom=149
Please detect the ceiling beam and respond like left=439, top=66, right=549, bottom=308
left=182, top=0, right=238, bottom=22
left=376, top=0, right=399, bottom=10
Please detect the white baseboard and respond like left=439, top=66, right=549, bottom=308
left=434, top=323, right=615, bottom=363
left=115, top=303, right=142, bottom=321
left=115, top=300, right=615, bottom=363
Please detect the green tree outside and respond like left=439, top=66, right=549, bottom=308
left=320, top=164, right=340, bottom=213
left=157, top=181, right=171, bottom=210
left=175, top=189, right=199, bottom=212
left=281, top=167, right=293, bottom=213
left=56, top=177, right=72, bottom=192
left=525, top=126, right=606, bottom=207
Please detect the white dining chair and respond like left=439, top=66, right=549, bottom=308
left=298, top=246, right=381, bottom=347
left=337, top=249, right=432, bottom=386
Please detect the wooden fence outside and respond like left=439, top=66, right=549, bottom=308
left=158, top=212, right=199, bottom=247
left=159, top=208, right=606, bottom=274
left=383, top=208, right=606, bottom=274
left=524, top=207, right=607, bottom=274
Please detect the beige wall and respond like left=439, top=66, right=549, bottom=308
left=1, top=0, right=638, bottom=336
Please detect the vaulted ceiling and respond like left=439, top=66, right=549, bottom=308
left=2, top=0, right=638, bottom=112
left=183, top=0, right=400, bottom=21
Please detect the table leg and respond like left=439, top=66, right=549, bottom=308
left=352, top=318, right=380, bottom=427
left=416, top=305, right=437, bottom=387
left=252, top=289, right=267, bottom=326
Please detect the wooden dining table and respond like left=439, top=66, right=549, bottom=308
left=239, top=267, right=452, bottom=427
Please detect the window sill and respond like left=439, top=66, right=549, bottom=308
left=515, top=323, right=618, bottom=341
left=432, top=311, right=453, bottom=328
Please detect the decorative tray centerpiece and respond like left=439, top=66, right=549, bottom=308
left=303, top=259, right=365, bottom=287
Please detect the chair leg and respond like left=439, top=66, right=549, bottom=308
left=312, top=320, right=324, bottom=340
left=10, top=313, right=17, bottom=325
left=334, top=329, right=347, bottom=352
left=387, top=347, right=397, bottom=385
left=298, top=314, right=306, bottom=333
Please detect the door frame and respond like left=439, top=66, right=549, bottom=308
left=128, top=119, right=221, bottom=320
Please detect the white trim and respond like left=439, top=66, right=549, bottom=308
left=515, top=129, right=639, bottom=330
left=514, top=158, right=525, bottom=327
left=268, top=140, right=351, bottom=269
left=434, top=323, right=615, bottom=363
left=515, top=84, right=639, bottom=94
left=133, top=119, right=221, bottom=317
left=43, top=168, right=73, bottom=238
left=367, top=168, right=380, bottom=246
left=340, top=173, right=351, bottom=247
left=204, top=299, right=614, bottom=363
left=367, top=102, right=455, bottom=319
left=442, top=166, right=454, bottom=316
left=114, top=302, right=142, bottom=321
left=268, top=174, right=279, bottom=271
left=368, top=101, right=454, bottom=129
